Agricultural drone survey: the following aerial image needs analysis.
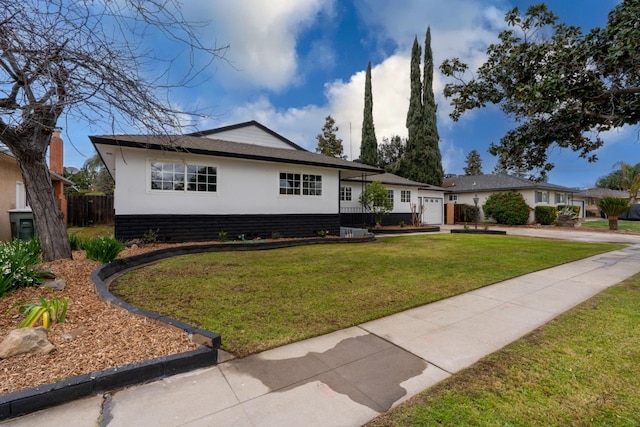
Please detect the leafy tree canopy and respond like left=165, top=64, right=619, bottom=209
left=441, top=1, right=640, bottom=176
left=596, top=162, right=640, bottom=201
left=359, top=181, right=392, bottom=226
left=378, top=135, right=406, bottom=173
left=316, top=115, right=346, bottom=159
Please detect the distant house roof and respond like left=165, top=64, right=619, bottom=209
left=343, top=172, right=446, bottom=191
left=90, top=133, right=382, bottom=175
left=443, top=174, right=575, bottom=193
left=573, top=187, right=629, bottom=199
left=189, top=120, right=306, bottom=151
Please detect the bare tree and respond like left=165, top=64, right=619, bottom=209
left=0, top=0, right=227, bottom=260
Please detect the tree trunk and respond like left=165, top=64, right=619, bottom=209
left=15, top=149, right=72, bottom=262
left=608, top=216, right=619, bottom=231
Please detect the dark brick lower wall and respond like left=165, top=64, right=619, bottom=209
left=115, top=213, right=341, bottom=242
left=341, top=212, right=412, bottom=228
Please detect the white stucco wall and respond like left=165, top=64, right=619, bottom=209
left=113, top=148, right=339, bottom=215
left=204, top=126, right=296, bottom=150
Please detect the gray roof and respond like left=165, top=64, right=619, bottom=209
left=443, top=174, right=575, bottom=193
left=573, top=187, right=629, bottom=199
left=90, top=134, right=383, bottom=174
left=343, top=172, right=446, bottom=191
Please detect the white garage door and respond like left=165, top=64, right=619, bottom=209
left=422, top=198, right=443, bottom=224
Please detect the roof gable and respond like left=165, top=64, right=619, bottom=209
left=190, top=121, right=305, bottom=151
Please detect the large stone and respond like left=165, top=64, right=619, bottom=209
left=0, top=327, right=55, bottom=359
left=42, top=278, right=66, bottom=290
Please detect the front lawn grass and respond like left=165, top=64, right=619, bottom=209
left=366, top=275, right=640, bottom=427
left=67, top=225, right=114, bottom=240
left=581, top=219, right=640, bottom=232
left=111, top=234, right=621, bottom=357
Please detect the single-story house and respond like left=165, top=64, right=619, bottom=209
left=0, top=131, right=72, bottom=241
left=90, top=121, right=384, bottom=242
left=340, top=172, right=446, bottom=226
left=443, top=174, right=584, bottom=223
left=573, top=188, right=629, bottom=217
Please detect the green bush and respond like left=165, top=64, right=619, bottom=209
left=483, top=191, right=531, bottom=225
left=68, top=233, right=84, bottom=251
left=0, top=239, right=43, bottom=297
left=557, top=205, right=581, bottom=217
left=462, top=204, right=479, bottom=223
left=84, top=237, right=124, bottom=263
left=535, top=206, right=557, bottom=225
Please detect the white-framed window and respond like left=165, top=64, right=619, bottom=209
left=448, top=194, right=458, bottom=202
left=401, top=190, right=411, bottom=203
left=555, top=192, right=567, bottom=204
left=387, top=190, right=394, bottom=206
left=279, top=172, right=322, bottom=196
left=535, top=191, right=549, bottom=203
left=16, top=181, right=28, bottom=209
left=340, top=186, right=352, bottom=201
left=150, top=161, right=217, bottom=192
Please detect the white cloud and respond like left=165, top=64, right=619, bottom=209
left=192, top=0, right=332, bottom=91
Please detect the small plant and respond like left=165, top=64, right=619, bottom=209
left=558, top=206, right=579, bottom=220
left=7, top=290, right=68, bottom=329
left=271, top=231, right=282, bottom=240
left=84, top=237, right=124, bottom=263
left=68, top=233, right=85, bottom=251
left=399, top=221, right=406, bottom=228
left=142, top=229, right=159, bottom=244
left=598, top=197, right=632, bottom=230
left=463, top=224, right=469, bottom=230
left=317, top=230, right=330, bottom=237
left=218, top=230, right=228, bottom=242
left=0, top=239, right=44, bottom=297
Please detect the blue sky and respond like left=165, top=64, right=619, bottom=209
left=61, top=0, right=637, bottom=189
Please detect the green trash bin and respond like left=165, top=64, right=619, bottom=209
left=8, top=210, right=36, bottom=240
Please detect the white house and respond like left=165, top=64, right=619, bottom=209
left=90, top=121, right=383, bottom=242
left=443, top=174, right=583, bottom=223
left=340, top=173, right=446, bottom=226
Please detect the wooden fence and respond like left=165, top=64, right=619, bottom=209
left=67, top=195, right=114, bottom=227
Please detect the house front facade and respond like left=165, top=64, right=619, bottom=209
left=340, top=173, right=446, bottom=226
left=444, top=174, right=582, bottom=223
left=91, top=121, right=382, bottom=242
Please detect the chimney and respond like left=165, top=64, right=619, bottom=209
left=49, top=128, right=64, bottom=174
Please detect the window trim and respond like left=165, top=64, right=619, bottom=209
left=279, top=171, right=323, bottom=197
left=401, top=190, right=411, bottom=203
left=340, top=186, right=352, bottom=201
left=149, top=160, right=218, bottom=194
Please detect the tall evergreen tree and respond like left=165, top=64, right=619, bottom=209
left=400, top=29, right=444, bottom=186
left=463, top=149, right=483, bottom=175
left=422, top=27, right=444, bottom=186
left=316, top=115, right=346, bottom=159
left=360, top=62, right=378, bottom=166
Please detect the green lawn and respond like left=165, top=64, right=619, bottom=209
left=581, top=219, right=640, bottom=232
left=366, top=275, right=640, bottom=427
left=67, top=225, right=114, bottom=240
left=111, top=234, right=621, bottom=357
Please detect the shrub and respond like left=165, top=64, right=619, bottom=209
left=462, top=204, right=479, bottom=223
left=557, top=205, right=581, bottom=217
left=535, top=206, right=557, bottom=225
left=483, top=191, right=531, bottom=225
left=598, top=197, right=632, bottom=230
left=142, top=229, right=159, bottom=244
left=218, top=230, right=228, bottom=242
left=68, top=233, right=84, bottom=251
left=0, top=239, right=43, bottom=297
left=84, top=237, right=124, bottom=263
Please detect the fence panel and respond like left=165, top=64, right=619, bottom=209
left=67, top=195, right=114, bottom=227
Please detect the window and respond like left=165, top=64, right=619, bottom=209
left=340, top=186, right=352, bottom=201
left=151, top=162, right=216, bottom=192
left=279, top=172, right=300, bottom=195
left=303, top=174, right=322, bottom=196
left=401, top=190, right=411, bottom=203
left=279, top=173, right=322, bottom=196
left=448, top=194, right=458, bottom=202
left=535, top=191, right=549, bottom=203
left=555, top=192, right=567, bottom=204
left=387, top=190, right=394, bottom=206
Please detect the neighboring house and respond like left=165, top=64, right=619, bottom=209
left=0, top=131, right=73, bottom=241
left=340, top=173, right=446, bottom=226
left=573, top=188, right=629, bottom=217
left=90, top=121, right=383, bottom=242
left=443, top=174, right=582, bottom=223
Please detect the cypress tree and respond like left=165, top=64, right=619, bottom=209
left=360, top=61, right=378, bottom=166
left=400, top=36, right=424, bottom=180
left=422, top=27, right=444, bottom=186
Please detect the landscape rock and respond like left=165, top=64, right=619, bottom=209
left=0, top=327, right=55, bottom=359
left=42, top=278, right=67, bottom=290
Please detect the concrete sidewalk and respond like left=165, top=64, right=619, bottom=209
left=3, top=234, right=640, bottom=426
